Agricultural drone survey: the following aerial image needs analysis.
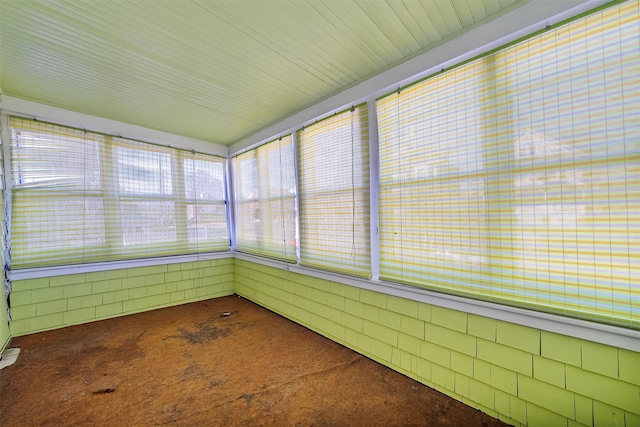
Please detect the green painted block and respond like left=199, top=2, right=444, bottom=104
left=518, top=375, right=575, bottom=418
left=19, top=313, right=64, bottom=334
left=495, top=389, right=511, bottom=417
left=122, top=297, right=150, bottom=313
left=417, top=303, right=431, bottom=322
left=421, top=341, right=451, bottom=368
left=498, top=414, right=521, bottom=427
left=63, top=283, right=92, bottom=298
left=164, top=271, right=182, bottom=282
left=567, top=365, right=640, bottom=414
left=339, top=283, right=360, bottom=301
left=91, top=279, right=122, bottom=294
left=619, top=349, right=640, bottom=386
left=49, top=274, right=86, bottom=287
left=431, top=363, right=447, bottom=387
left=581, top=341, right=618, bottom=379
left=533, top=355, right=566, bottom=388
left=167, top=263, right=181, bottom=272
left=593, top=400, right=625, bottom=427
left=474, top=359, right=492, bottom=385
left=451, top=351, right=474, bottom=378
left=222, top=263, right=234, bottom=274
left=9, top=290, right=31, bottom=306
left=400, top=315, right=424, bottom=339
left=363, top=320, right=398, bottom=346
left=147, top=283, right=167, bottom=296
left=491, top=364, right=518, bottom=395
left=467, top=314, right=496, bottom=341
left=455, top=372, right=471, bottom=398
left=129, top=287, right=147, bottom=299
left=9, top=304, right=36, bottom=319
left=81, top=294, right=103, bottom=308
left=363, top=304, right=380, bottom=323
left=144, top=273, right=166, bottom=286
left=359, top=289, right=387, bottom=309
left=36, top=299, right=67, bottom=316
left=510, top=395, right=528, bottom=425
left=176, top=279, right=194, bottom=291
left=387, top=295, right=418, bottom=317
left=477, top=339, right=532, bottom=376
left=30, top=287, right=64, bottom=304
left=497, top=321, right=540, bottom=354
left=15, top=277, right=49, bottom=290
left=113, top=290, right=129, bottom=302
left=567, top=420, right=588, bottom=427
left=425, top=323, right=476, bottom=357
left=469, top=378, right=495, bottom=409
left=626, top=411, right=640, bottom=426
left=128, top=265, right=167, bottom=277
left=62, top=307, right=95, bottom=325
left=541, top=331, right=582, bottom=367
left=379, top=309, right=401, bottom=329
left=342, top=312, right=364, bottom=332
left=96, top=302, right=123, bottom=318
left=398, top=332, right=421, bottom=356
left=344, top=327, right=359, bottom=348
left=67, top=297, right=82, bottom=311
left=412, top=356, right=431, bottom=381
left=183, top=288, right=197, bottom=300
left=357, top=331, right=373, bottom=353
left=170, top=290, right=185, bottom=302
left=121, top=276, right=144, bottom=289
left=574, top=393, right=592, bottom=426
left=526, top=402, right=567, bottom=427
left=326, top=294, right=345, bottom=311
left=310, top=288, right=329, bottom=306
left=431, top=306, right=467, bottom=333
left=392, top=347, right=413, bottom=371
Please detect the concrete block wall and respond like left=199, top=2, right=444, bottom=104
left=9, top=258, right=234, bottom=336
left=234, top=258, right=640, bottom=427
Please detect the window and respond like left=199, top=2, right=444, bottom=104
left=9, top=117, right=228, bottom=269
left=232, top=135, right=297, bottom=261
left=376, top=1, right=639, bottom=327
left=297, top=105, right=371, bottom=278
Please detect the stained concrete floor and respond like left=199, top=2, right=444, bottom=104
left=1, top=295, right=509, bottom=426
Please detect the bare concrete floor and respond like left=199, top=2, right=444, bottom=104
left=1, top=295, right=509, bottom=426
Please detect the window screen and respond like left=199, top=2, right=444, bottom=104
left=9, top=117, right=228, bottom=268
left=377, top=1, right=639, bottom=327
left=232, top=135, right=297, bottom=262
left=297, top=105, right=371, bottom=278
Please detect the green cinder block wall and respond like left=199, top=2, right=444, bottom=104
left=9, top=258, right=234, bottom=336
left=234, top=258, right=640, bottom=427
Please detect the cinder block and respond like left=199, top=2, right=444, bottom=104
left=62, top=307, right=95, bottom=325
left=431, top=306, right=467, bottom=333
left=581, top=341, right=618, bottom=379
left=359, top=289, right=387, bottom=309
left=467, top=314, right=496, bottom=341
left=49, top=274, right=86, bottom=287
left=425, top=323, right=476, bottom=357
left=421, top=341, right=451, bottom=368
left=593, top=400, right=625, bottom=427
left=15, top=277, right=49, bottom=290
left=96, top=302, right=123, bottom=318
left=533, top=355, right=565, bottom=388
left=451, top=351, right=474, bottom=378
left=541, top=331, right=582, bottom=367
left=400, top=315, right=424, bottom=339
left=574, top=393, right=592, bottom=426
left=477, top=339, right=532, bottom=376
left=619, top=348, right=640, bottom=385
left=497, top=321, right=540, bottom=354
left=30, top=287, right=64, bottom=304
left=398, top=332, right=421, bottom=356
left=518, top=375, right=575, bottom=418
left=526, top=402, right=567, bottom=427
left=63, top=283, right=92, bottom=298
left=36, top=299, right=67, bottom=316
left=565, top=365, right=640, bottom=413
left=387, top=295, right=419, bottom=317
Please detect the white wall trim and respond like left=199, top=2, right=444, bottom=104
left=0, top=97, right=229, bottom=158
left=234, top=252, right=640, bottom=353
left=8, top=252, right=234, bottom=281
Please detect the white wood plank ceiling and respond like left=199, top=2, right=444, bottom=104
left=0, top=0, right=526, bottom=146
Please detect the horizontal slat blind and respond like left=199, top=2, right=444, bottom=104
left=9, top=117, right=228, bottom=268
left=377, top=1, right=639, bottom=327
left=232, top=135, right=296, bottom=262
left=297, top=105, right=371, bottom=278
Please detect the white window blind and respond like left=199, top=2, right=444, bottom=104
left=377, top=1, right=639, bottom=328
left=297, top=105, right=371, bottom=278
left=9, top=117, right=228, bottom=269
left=232, top=135, right=297, bottom=262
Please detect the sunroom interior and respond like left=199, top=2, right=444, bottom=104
left=0, top=1, right=638, bottom=426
